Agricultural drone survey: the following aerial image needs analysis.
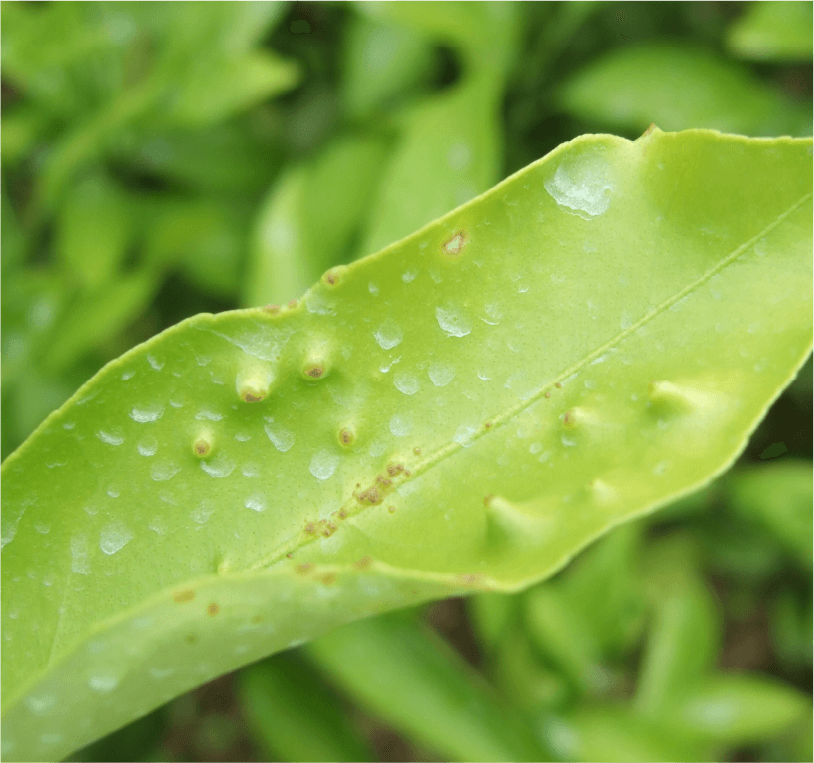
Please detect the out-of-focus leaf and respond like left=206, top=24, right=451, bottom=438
left=558, top=44, right=808, bottom=137
left=306, top=612, right=546, bottom=762
left=769, top=588, right=814, bottom=670
left=664, top=673, right=811, bottom=745
left=541, top=706, right=709, bottom=762
left=2, top=131, right=812, bottom=761
left=162, top=51, right=298, bottom=129
left=525, top=586, right=603, bottom=693
left=238, top=652, right=374, bottom=762
left=634, top=534, right=721, bottom=716
left=724, top=459, right=813, bottom=570
left=342, top=13, right=436, bottom=118
left=55, top=173, right=133, bottom=289
left=467, top=591, right=517, bottom=656
left=246, top=134, right=390, bottom=306
left=1, top=182, right=25, bottom=275
left=555, top=522, right=646, bottom=659
left=40, top=272, right=159, bottom=373
left=727, top=1, right=813, bottom=62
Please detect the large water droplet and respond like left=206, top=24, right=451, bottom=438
left=200, top=453, right=235, bottom=478
left=544, top=148, right=614, bottom=219
left=245, top=494, right=267, bottom=511
left=264, top=419, right=295, bottom=452
left=137, top=437, right=158, bottom=457
left=374, top=321, right=403, bottom=350
left=97, top=429, right=124, bottom=446
left=394, top=372, right=419, bottom=395
left=130, top=403, right=164, bottom=423
left=436, top=305, right=471, bottom=337
left=309, top=449, right=339, bottom=480
left=151, top=462, right=180, bottom=481
left=389, top=415, right=412, bottom=437
left=428, top=363, right=455, bottom=387
left=99, top=521, right=133, bottom=555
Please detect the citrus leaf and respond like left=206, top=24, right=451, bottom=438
left=1, top=129, right=811, bottom=761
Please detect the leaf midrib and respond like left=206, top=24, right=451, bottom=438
left=253, top=190, right=813, bottom=570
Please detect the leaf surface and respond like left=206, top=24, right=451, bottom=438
left=1, top=129, right=812, bottom=761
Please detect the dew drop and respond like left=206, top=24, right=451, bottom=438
left=71, top=535, right=90, bottom=574
left=401, top=270, right=417, bottom=283
left=309, top=449, right=339, bottom=481
left=394, top=372, right=419, bottom=395
left=191, top=503, right=215, bottom=524
left=196, top=409, right=223, bottom=421
left=137, top=437, right=158, bottom=457
left=88, top=674, right=119, bottom=693
left=389, top=415, right=412, bottom=437
left=148, top=518, right=166, bottom=535
left=544, top=148, right=614, bottom=219
left=151, top=462, right=180, bottom=481
left=97, top=429, right=124, bottom=446
left=264, top=419, right=295, bottom=452
left=200, top=453, right=235, bottom=478
left=428, top=363, right=455, bottom=386
left=436, top=305, right=471, bottom=337
left=25, top=693, right=56, bottom=714
left=245, top=494, right=267, bottom=512
left=130, top=403, right=164, bottom=423
left=147, top=354, right=164, bottom=371
left=453, top=425, right=478, bottom=447
left=374, top=321, right=403, bottom=350
left=99, top=521, right=133, bottom=555
left=121, top=370, right=135, bottom=380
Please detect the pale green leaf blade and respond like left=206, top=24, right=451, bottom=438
left=557, top=44, right=807, bottom=137
left=1, top=130, right=811, bottom=761
left=237, top=652, right=374, bottom=762
left=727, top=1, right=814, bottom=63
left=306, top=612, right=546, bottom=761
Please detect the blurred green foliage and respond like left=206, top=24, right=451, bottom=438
left=3, top=2, right=811, bottom=761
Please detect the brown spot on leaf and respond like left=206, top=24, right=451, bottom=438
left=323, top=522, right=337, bottom=537
left=545, top=391, right=551, bottom=398
left=304, top=522, right=316, bottom=535
left=339, top=428, right=354, bottom=446
left=386, top=463, right=404, bottom=477
left=252, top=614, right=263, bottom=624
left=354, top=556, right=372, bottom=570
left=304, top=364, right=324, bottom=379
left=443, top=231, right=467, bottom=255
left=286, top=552, right=293, bottom=559
left=555, top=382, right=562, bottom=388
left=413, top=446, right=421, bottom=455
left=483, top=494, right=494, bottom=507
left=338, top=508, right=348, bottom=519
left=388, top=505, right=396, bottom=513
left=193, top=439, right=211, bottom=457
left=296, top=563, right=314, bottom=574
left=241, top=389, right=265, bottom=403
left=288, top=299, right=298, bottom=309
left=174, top=590, right=195, bottom=603
left=264, top=304, right=281, bottom=314
left=207, top=603, right=220, bottom=616
left=320, top=573, right=336, bottom=585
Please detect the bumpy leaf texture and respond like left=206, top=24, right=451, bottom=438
left=2, top=129, right=812, bottom=761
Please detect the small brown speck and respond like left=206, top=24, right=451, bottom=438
left=305, top=365, right=324, bottom=379
left=296, top=563, right=314, bottom=574
left=414, top=447, right=421, bottom=455
left=304, top=522, right=316, bottom=534
left=404, top=469, right=411, bottom=477
left=555, top=382, right=562, bottom=388
left=388, top=505, right=396, bottom=513
left=545, top=391, right=551, bottom=398
left=320, top=573, right=336, bottom=585
left=484, top=422, right=492, bottom=429
left=387, top=463, right=403, bottom=477
left=207, top=603, right=220, bottom=616
left=174, top=590, right=195, bottom=603
left=193, top=439, right=211, bottom=456
left=185, top=634, right=197, bottom=644
left=354, top=556, right=372, bottom=570
left=264, top=304, right=280, bottom=314
left=288, top=299, right=297, bottom=308
left=252, top=614, right=263, bottom=624
left=286, top=552, right=293, bottom=559
left=339, top=428, right=353, bottom=446
left=338, top=509, right=348, bottom=519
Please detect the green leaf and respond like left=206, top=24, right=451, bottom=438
left=1, top=130, right=811, bottom=761
left=306, top=612, right=546, bottom=761
left=634, top=534, right=721, bottom=716
left=727, top=1, right=814, bottom=62
left=662, top=673, right=811, bottom=745
left=237, top=651, right=374, bottom=762
left=724, top=459, right=813, bottom=569
left=557, top=44, right=808, bottom=137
